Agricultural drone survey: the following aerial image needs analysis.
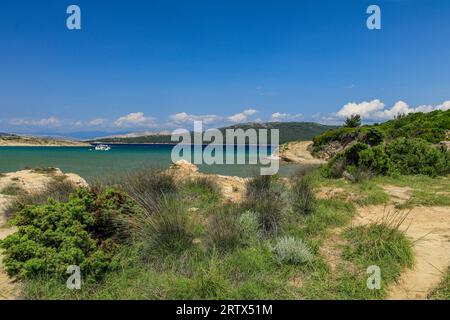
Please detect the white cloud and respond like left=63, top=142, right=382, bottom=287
left=334, top=99, right=450, bottom=121
left=88, top=118, right=107, bottom=126
left=168, top=112, right=220, bottom=125
left=227, top=109, right=258, bottom=123
left=336, top=99, right=385, bottom=119
left=9, top=117, right=62, bottom=127
left=270, top=112, right=303, bottom=122
left=113, top=112, right=156, bottom=128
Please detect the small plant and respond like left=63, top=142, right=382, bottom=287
left=0, top=183, right=25, bottom=196
left=291, top=176, right=316, bottom=215
left=238, top=211, right=261, bottom=244
left=271, top=236, right=312, bottom=265
left=29, top=167, right=58, bottom=174
left=186, top=177, right=220, bottom=195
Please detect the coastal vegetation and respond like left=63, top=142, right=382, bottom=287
left=313, top=110, right=450, bottom=178
left=2, top=166, right=436, bottom=300
left=0, top=111, right=449, bottom=300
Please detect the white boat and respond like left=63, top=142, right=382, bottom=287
left=94, top=144, right=111, bottom=151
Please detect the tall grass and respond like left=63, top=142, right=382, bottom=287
left=134, top=196, right=195, bottom=256
left=207, top=205, right=243, bottom=253
left=110, top=168, right=178, bottom=213
left=291, top=176, right=316, bottom=215
left=243, top=175, right=286, bottom=236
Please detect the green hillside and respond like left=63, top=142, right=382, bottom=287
left=90, top=122, right=337, bottom=145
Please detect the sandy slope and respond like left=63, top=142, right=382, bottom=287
left=275, top=141, right=326, bottom=164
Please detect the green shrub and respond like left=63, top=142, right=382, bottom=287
left=271, top=236, right=312, bottom=265
left=312, top=127, right=359, bottom=148
left=358, top=145, right=392, bottom=175
left=343, top=143, right=369, bottom=166
left=386, top=137, right=450, bottom=176
left=322, top=154, right=346, bottom=178
left=0, top=188, right=135, bottom=280
left=291, top=176, right=316, bottom=215
left=362, top=127, right=385, bottom=146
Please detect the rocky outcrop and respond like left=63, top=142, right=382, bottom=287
left=0, top=168, right=87, bottom=196
left=168, top=160, right=247, bottom=202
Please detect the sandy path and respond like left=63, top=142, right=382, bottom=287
left=352, top=205, right=450, bottom=299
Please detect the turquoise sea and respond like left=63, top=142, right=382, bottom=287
left=0, top=144, right=310, bottom=181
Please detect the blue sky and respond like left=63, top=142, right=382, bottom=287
left=0, top=0, right=449, bottom=136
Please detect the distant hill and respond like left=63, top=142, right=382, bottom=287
left=0, top=135, right=90, bottom=147
left=89, top=122, right=338, bottom=145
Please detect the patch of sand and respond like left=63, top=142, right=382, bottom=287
left=275, top=141, right=326, bottom=164
left=352, top=205, right=450, bottom=300
left=381, top=185, right=413, bottom=204
left=0, top=169, right=87, bottom=195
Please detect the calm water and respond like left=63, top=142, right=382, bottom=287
left=0, top=144, right=308, bottom=181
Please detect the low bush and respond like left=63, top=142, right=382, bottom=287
left=208, top=205, right=242, bottom=253
left=361, top=127, right=385, bottom=146
left=271, top=236, right=312, bottom=265
left=386, top=137, right=449, bottom=177
left=0, top=187, right=136, bottom=281
left=358, top=145, right=391, bottom=175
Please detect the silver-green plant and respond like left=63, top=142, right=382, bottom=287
left=271, top=236, right=312, bottom=265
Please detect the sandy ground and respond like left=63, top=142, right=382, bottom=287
left=275, top=141, right=326, bottom=164
left=352, top=185, right=450, bottom=299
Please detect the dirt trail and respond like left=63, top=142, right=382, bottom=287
left=352, top=186, right=450, bottom=299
